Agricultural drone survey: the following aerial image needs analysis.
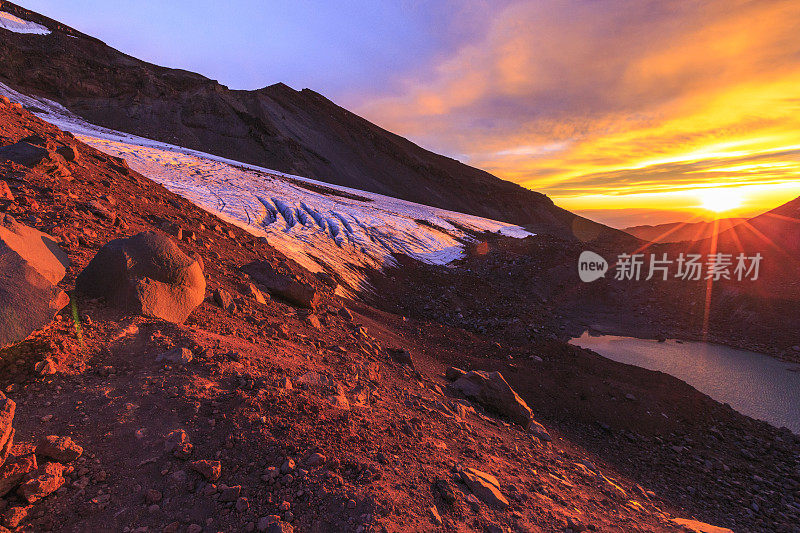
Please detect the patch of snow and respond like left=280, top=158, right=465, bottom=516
left=0, top=82, right=535, bottom=293
left=0, top=11, right=50, bottom=34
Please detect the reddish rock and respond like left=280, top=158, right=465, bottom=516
left=55, top=145, right=78, bottom=162
left=0, top=214, right=70, bottom=348
left=173, top=441, right=193, bottom=459
left=145, top=489, right=162, bottom=504
left=35, top=435, right=83, bottom=463
left=219, top=484, right=241, bottom=502
left=243, top=282, right=267, bottom=304
left=18, top=462, right=65, bottom=503
left=164, top=429, right=193, bottom=458
left=0, top=454, right=37, bottom=497
left=0, top=182, right=12, bottom=202
left=459, top=467, right=509, bottom=509
left=0, top=394, right=15, bottom=464
left=0, top=142, right=69, bottom=176
left=305, top=453, right=326, bottom=468
left=2, top=505, right=29, bottom=529
left=307, top=314, right=322, bottom=329
left=75, top=232, right=205, bottom=323
left=0, top=428, right=14, bottom=467
left=243, top=261, right=319, bottom=308
left=450, top=370, right=532, bottom=428
left=189, top=460, right=221, bottom=481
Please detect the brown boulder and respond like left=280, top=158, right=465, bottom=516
left=0, top=142, right=69, bottom=176
left=450, top=370, right=532, bottom=428
left=190, top=460, right=221, bottom=481
left=242, top=261, right=318, bottom=308
left=0, top=214, right=68, bottom=286
left=17, top=462, right=65, bottom=503
left=35, top=435, right=83, bottom=463
left=0, top=214, right=70, bottom=348
left=0, top=454, right=37, bottom=497
left=75, top=232, right=205, bottom=323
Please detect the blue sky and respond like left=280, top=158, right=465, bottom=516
left=21, top=0, right=495, bottom=98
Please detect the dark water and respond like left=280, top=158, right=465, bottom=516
left=570, top=332, right=800, bottom=434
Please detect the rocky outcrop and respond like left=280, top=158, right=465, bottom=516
left=449, top=370, right=532, bottom=428
left=0, top=141, right=70, bottom=177
left=75, top=232, right=205, bottom=323
left=0, top=214, right=69, bottom=348
left=242, top=261, right=319, bottom=308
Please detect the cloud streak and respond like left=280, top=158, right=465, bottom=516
left=350, top=0, right=800, bottom=225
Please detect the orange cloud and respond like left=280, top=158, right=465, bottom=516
left=351, top=0, right=800, bottom=226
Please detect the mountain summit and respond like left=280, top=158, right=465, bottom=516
left=0, top=0, right=619, bottom=240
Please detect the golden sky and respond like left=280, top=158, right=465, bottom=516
left=352, top=0, right=800, bottom=227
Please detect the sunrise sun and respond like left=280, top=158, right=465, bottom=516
left=697, top=189, right=744, bottom=214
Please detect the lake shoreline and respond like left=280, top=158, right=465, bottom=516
left=570, top=331, right=800, bottom=435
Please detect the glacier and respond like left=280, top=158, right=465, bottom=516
left=0, top=82, right=534, bottom=293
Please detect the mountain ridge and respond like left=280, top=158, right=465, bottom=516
left=624, top=218, right=746, bottom=243
left=0, top=0, right=626, bottom=241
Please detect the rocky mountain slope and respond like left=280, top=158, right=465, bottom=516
left=0, top=0, right=624, bottom=242
left=1, top=76, right=790, bottom=533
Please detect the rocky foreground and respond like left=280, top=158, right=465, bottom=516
left=0, top=98, right=796, bottom=533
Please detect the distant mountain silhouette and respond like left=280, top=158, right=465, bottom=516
left=625, top=218, right=745, bottom=243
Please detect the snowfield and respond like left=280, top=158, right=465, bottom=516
left=0, top=11, right=50, bottom=34
left=0, top=83, right=534, bottom=292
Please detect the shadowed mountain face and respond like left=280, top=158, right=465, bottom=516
left=714, top=196, right=800, bottom=256
left=0, top=1, right=629, bottom=241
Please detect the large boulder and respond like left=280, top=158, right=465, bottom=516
left=242, top=261, right=319, bottom=308
left=17, top=462, right=65, bottom=503
left=0, top=454, right=36, bottom=497
left=0, top=142, right=70, bottom=177
left=449, top=370, right=532, bottom=428
left=0, top=214, right=69, bottom=348
left=75, top=232, right=205, bottom=323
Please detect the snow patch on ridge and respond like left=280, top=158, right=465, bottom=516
left=0, top=11, right=50, bottom=34
left=0, top=82, right=534, bottom=293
